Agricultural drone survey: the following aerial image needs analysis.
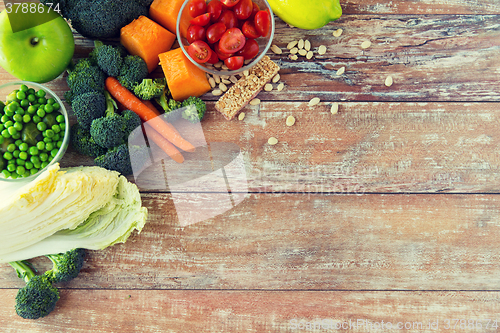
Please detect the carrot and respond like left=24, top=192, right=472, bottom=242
left=105, top=77, right=196, bottom=152
left=144, top=123, right=184, bottom=164
left=158, top=48, right=211, bottom=101
left=120, top=16, right=176, bottom=73
left=142, top=100, right=186, bottom=140
left=149, top=0, right=192, bottom=37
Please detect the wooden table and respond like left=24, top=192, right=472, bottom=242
left=2, top=1, right=500, bottom=331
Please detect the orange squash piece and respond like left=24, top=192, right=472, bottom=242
left=159, top=48, right=211, bottom=101
left=149, top=0, right=193, bottom=38
left=120, top=16, right=176, bottom=73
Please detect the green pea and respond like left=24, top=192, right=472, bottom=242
left=16, top=165, right=25, bottom=175
left=40, top=152, right=48, bottom=161
left=12, top=150, right=20, bottom=158
left=7, top=127, right=17, bottom=136
left=30, top=168, right=39, bottom=175
left=2, top=170, right=11, bottom=178
left=4, top=120, right=13, bottom=128
left=20, top=99, right=29, bottom=108
left=1, top=115, right=10, bottom=123
left=50, top=149, right=59, bottom=157
left=27, top=94, right=36, bottom=103
left=38, top=97, right=47, bottom=104
left=52, top=103, right=61, bottom=111
left=59, top=123, right=66, bottom=131
left=11, top=132, right=20, bottom=140
left=7, top=163, right=16, bottom=172
left=23, top=114, right=31, bottom=123
left=45, top=142, right=54, bottom=151
left=1, top=129, right=11, bottom=138
left=19, top=151, right=28, bottom=160
left=36, top=89, right=46, bottom=98
left=8, top=101, right=19, bottom=112
left=15, top=140, right=22, bottom=146
left=7, top=143, right=16, bottom=152
left=45, top=129, right=55, bottom=138
left=27, top=105, right=37, bottom=114
left=37, top=109, right=46, bottom=118
left=32, top=115, right=42, bottom=124
left=16, top=158, right=25, bottom=165
left=19, top=142, right=28, bottom=152
left=37, top=122, right=47, bottom=132
left=41, top=161, right=49, bottom=169
left=10, top=172, right=18, bottom=179
left=27, top=88, right=35, bottom=95
left=3, top=151, right=13, bottom=160
left=56, top=115, right=65, bottom=123
left=16, top=91, right=26, bottom=100
left=52, top=125, right=60, bottom=133
left=13, top=122, right=23, bottom=132
left=25, top=161, right=34, bottom=170
left=4, top=109, right=14, bottom=117
left=47, top=98, right=55, bottom=105
left=0, top=124, right=4, bottom=132
left=36, top=141, right=45, bottom=151
left=43, top=137, right=52, bottom=143
left=12, top=114, right=22, bottom=123
left=56, top=140, right=62, bottom=148
left=19, top=84, right=29, bottom=92
left=30, top=155, right=40, bottom=164
left=52, top=134, right=60, bottom=142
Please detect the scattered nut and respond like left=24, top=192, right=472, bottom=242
left=287, top=40, right=298, bottom=49
left=209, top=77, right=216, bottom=88
left=361, top=40, right=372, bottom=49
left=243, top=70, right=250, bottom=76
left=298, top=39, right=305, bottom=49
left=304, top=40, right=311, bottom=51
left=290, top=54, right=298, bottom=60
left=214, top=74, right=221, bottom=83
left=272, top=73, right=281, bottom=83
left=264, top=83, right=273, bottom=91
left=308, top=97, right=320, bottom=106
left=277, top=82, right=285, bottom=91
left=268, top=137, right=278, bottom=145
left=336, top=66, right=345, bottom=76
left=385, top=75, right=393, bottom=87
left=250, top=98, right=261, bottom=105
left=306, top=51, right=314, bottom=59
left=238, top=112, right=245, bottom=121
left=219, top=82, right=228, bottom=92
left=331, top=102, right=339, bottom=114
left=290, top=47, right=298, bottom=54
left=221, top=64, right=229, bottom=70
left=333, top=28, right=343, bottom=37
left=318, top=45, right=327, bottom=55
left=286, top=115, right=296, bottom=126
left=212, top=89, right=223, bottom=96
left=298, top=49, right=307, bottom=56
left=214, top=62, right=223, bottom=68
left=221, top=78, right=231, bottom=84
left=271, top=44, right=282, bottom=54
left=230, top=75, right=239, bottom=83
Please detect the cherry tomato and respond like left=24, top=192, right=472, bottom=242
left=249, top=2, right=260, bottom=19
left=218, top=9, right=239, bottom=29
left=233, top=0, right=252, bottom=20
left=254, top=10, right=271, bottom=37
left=190, top=13, right=211, bottom=26
left=206, top=50, right=220, bottom=64
left=237, top=38, right=259, bottom=60
left=219, top=27, right=246, bottom=54
left=207, top=0, right=223, bottom=22
left=220, top=0, right=240, bottom=7
left=241, top=20, right=260, bottom=39
left=187, top=24, right=206, bottom=43
left=224, top=56, right=244, bottom=71
left=206, top=22, right=227, bottom=44
left=189, top=0, right=207, bottom=18
left=214, top=42, right=234, bottom=60
left=188, top=40, right=213, bottom=63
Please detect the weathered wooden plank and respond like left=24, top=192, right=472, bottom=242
left=1, top=289, right=500, bottom=332
left=2, top=193, right=500, bottom=290
left=3, top=15, right=498, bottom=103
left=60, top=102, right=500, bottom=193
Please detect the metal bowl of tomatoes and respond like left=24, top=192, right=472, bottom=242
left=177, top=0, right=275, bottom=76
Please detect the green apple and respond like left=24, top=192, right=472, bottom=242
left=0, top=8, right=75, bottom=83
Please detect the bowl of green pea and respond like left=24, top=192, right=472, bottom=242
left=0, top=81, right=70, bottom=181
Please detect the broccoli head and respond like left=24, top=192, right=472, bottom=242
left=64, top=0, right=149, bottom=39
left=70, top=123, right=108, bottom=158
left=90, top=92, right=127, bottom=149
left=65, top=62, right=106, bottom=104
left=9, top=261, right=60, bottom=319
left=133, top=78, right=167, bottom=100
left=45, top=249, right=86, bottom=284
left=94, top=143, right=133, bottom=175
left=72, top=91, right=107, bottom=130
left=122, top=109, right=142, bottom=139
left=118, top=55, right=149, bottom=91
left=181, top=96, right=207, bottom=123
left=92, top=41, right=124, bottom=77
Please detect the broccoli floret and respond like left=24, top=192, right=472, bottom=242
left=64, top=0, right=149, bottom=39
left=155, top=88, right=183, bottom=121
left=44, top=249, right=86, bottom=284
left=90, top=92, right=127, bottom=149
left=133, top=78, right=167, bottom=100
left=70, top=123, right=108, bottom=157
left=94, top=144, right=133, bottom=175
left=72, top=91, right=107, bottom=130
left=65, top=61, right=106, bottom=104
left=181, top=96, right=207, bottom=123
left=118, top=55, right=149, bottom=91
left=9, top=261, right=60, bottom=319
left=92, top=41, right=124, bottom=77
left=122, top=109, right=142, bottom=139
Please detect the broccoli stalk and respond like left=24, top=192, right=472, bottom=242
left=9, top=261, right=60, bottom=319
left=133, top=78, right=167, bottom=100
left=155, top=88, right=183, bottom=122
left=44, top=249, right=86, bottom=284
left=90, top=92, right=127, bottom=149
left=181, top=96, right=207, bottom=123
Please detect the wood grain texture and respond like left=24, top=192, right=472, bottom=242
left=1, top=289, right=500, bottom=332
left=61, top=102, right=500, bottom=193
left=2, top=193, right=500, bottom=291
